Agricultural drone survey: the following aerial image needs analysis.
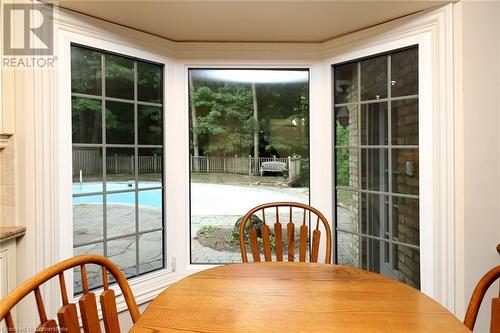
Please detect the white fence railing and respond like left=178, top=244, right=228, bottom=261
left=72, top=149, right=162, bottom=176
left=73, top=149, right=302, bottom=182
left=190, top=155, right=302, bottom=182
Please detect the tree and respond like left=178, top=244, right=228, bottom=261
left=191, top=83, right=256, bottom=156
left=335, top=120, right=350, bottom=186
left=251, top=82, right=259, bottom=159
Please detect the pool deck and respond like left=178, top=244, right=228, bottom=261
left=72, top=183, right=358, bottom=289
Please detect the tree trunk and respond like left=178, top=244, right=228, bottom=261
left=189, top=79, right=200, bottom=171
left=251, top=82, right=259, bottom=159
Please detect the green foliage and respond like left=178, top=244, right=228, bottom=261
left=264, top=136, right=291, bottom=153
left=335, top=121, right=350, bottom=186
left=229, top=214, right=263, bottom=243
left=192, top=84, right=255, bottom=156
left=197, top=225, right=219, bottom=236
left=228, top=215, right=278, bottom=251
left=190, top=77, right=310, bottom=160
left=294, top=157, right=310, bottom=187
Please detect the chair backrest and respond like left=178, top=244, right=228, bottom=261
left=239, top=202, right=332, bottom=264
left=0, top=255, right=140, bottom=333
left=464, top=265, right=500, bottom=332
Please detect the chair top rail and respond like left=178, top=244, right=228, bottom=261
left=0, top=254, right=140, bottom=322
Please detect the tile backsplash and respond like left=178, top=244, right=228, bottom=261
left=0, top=135, right=15, bottom=225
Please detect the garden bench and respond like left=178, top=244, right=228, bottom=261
left=260, top=161, right=288, bottom=177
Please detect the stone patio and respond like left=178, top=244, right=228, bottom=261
left=72, top=183, right=357, bottom=293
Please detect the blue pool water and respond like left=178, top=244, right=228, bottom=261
left=73, top=182, right=162, bottom=208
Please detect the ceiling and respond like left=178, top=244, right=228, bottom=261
left=50, top=1, right=451, bottom=43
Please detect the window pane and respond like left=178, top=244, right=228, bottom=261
left=336, top=148, right=358, bottom=188
left=139, top=231, right=163, bottom=274
left=71, top=45, right=101, bottom=95
left=335, top=105, right=357, bottom=146
left=361, top=148, right=388, bottom=191
left=392, top=99, right=418, bottom=145
left=138, top=189, right=163, bottom=231
left=334, top=62, right=358, bottom=104
left=73, top=243, right=103, bottom=294
left=72, top=97, right=102, bottom=143
left=361, top=236, right=381, bottom=272
left=138, top=148, right=162, bottom=188
left=393, top=196, right=419, bottom=246
left=336, top=189, right=359, bottom=233
left=106, top=101, right=134, bottom=144
left=361, top=192, right=388, bottom=237
left=73, top=147, right=103, bottom=193
left=105, top=54, right=134, bottom=100
left=360, top=55, right=387, bottom=101
left=361, top=103, right=388, bottom=145
left=138, top=105, right=162, bottom=145
left=392, top=149, right=419, bottom=195
left=107, top=236, right=137, bottom=279
left=189, top=69, right=309, bottom=264
left=106, top=148, right=135, bottom=189
left=391, top=48, right=418, bottom=97
left=71, top=46, right=165, bottom=286
left=138, top=62, right=162, bottom=103
left=334, top=47, right=419, bottom=290
left=73, top=195, right=103, bottom=244
left=337, top=231, right=359, bottom=267
left=106, top=191, right=136, bottom=238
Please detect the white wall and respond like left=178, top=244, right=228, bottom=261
left=454, top=1, right=500, bottom=332
left=6, top=1, right=500, bottom=331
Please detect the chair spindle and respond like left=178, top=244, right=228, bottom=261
left=79, top=293, right=102, bottom=333
left=239, top=202, right=332, bottom=264
left=58, top=273, right=68, bottom=306
left=36, top=320, right=58, bottom=332
left=34, top=287, right=48, bottom=324
left=5, top=312, right=14, bottom=330
left=101, top=289, right=121, bottom=333
left=57, top=303, right=80, bottom=333
left=102, top=267, right=109, bottom=290
left=311, top=218, right=321, bottom=263
left=299, top=212, right=308, bottom=263
left=249, top=221, right=260, bottom=262
left=261, top=223, right=272, bottom=261
left=80, top=264, right=89, bottom=294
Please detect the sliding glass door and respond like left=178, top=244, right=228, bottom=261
left=334, top=47, right=420, bottom=288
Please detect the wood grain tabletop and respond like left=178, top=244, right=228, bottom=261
left=130, top=262, right=470, bottom=333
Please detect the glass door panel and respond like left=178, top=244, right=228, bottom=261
left=334, top=46, right=420, bottom=289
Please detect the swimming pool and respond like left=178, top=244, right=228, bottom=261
left=73, top=182, right=163, bottom=208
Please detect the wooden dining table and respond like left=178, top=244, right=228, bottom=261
left=130, top=262, right=470, bottom=332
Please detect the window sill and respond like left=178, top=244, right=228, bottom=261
left=113, top=264, right=221, bottom=314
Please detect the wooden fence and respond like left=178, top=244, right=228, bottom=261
left=190, top=155, right=302, bottom=182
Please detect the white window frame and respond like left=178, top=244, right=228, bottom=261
left=321, top=6, right=455, bottom=309
left=23, top=4, right=454, bottom=323
left=329, top=39, right=430, bottom=290
left=56, top=30, right=180, bottom=310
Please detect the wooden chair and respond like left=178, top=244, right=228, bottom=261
left=464, top=265, right=500, bottom=332
left=0, top=254, right=140, bottom=333
left=239, top=202, right=332, bottom=264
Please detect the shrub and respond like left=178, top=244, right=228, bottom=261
left=197, top=224, right=218, bottom=237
